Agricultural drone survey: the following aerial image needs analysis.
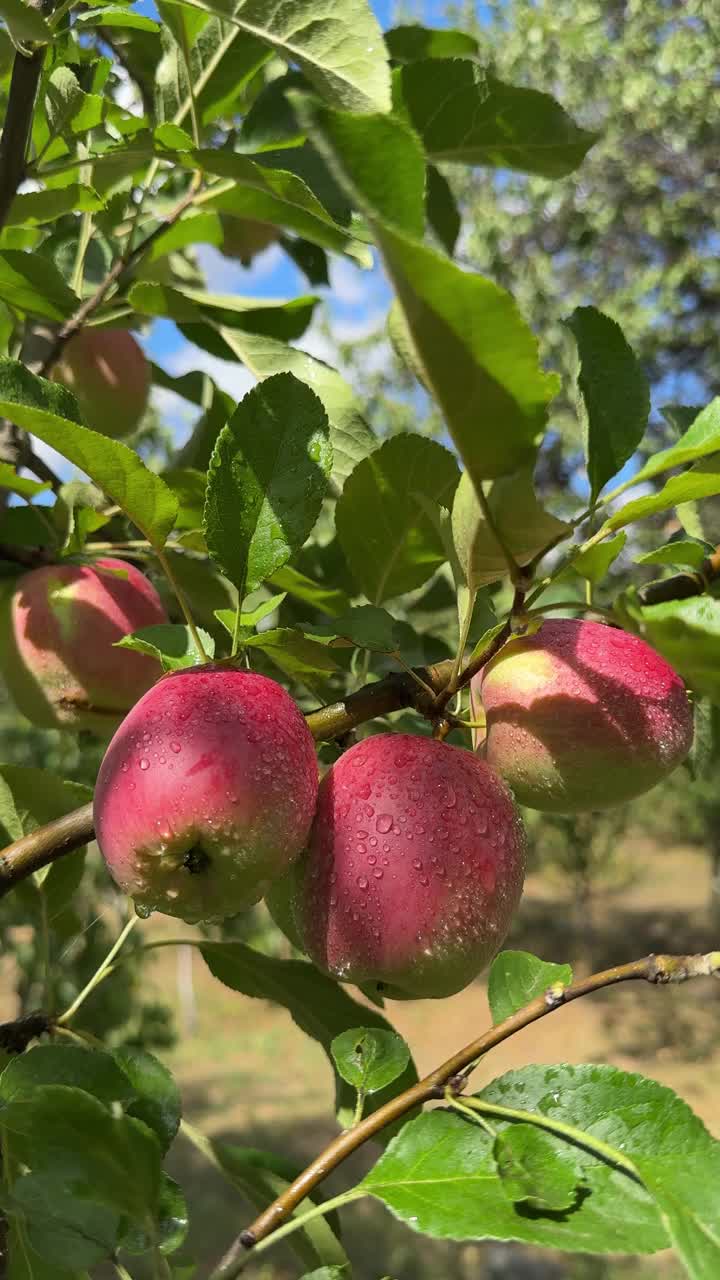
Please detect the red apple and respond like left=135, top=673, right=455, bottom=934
left=94, top=667, right=319, bottom=923
left=53, top=329, right=150, bottom=438
left=474, top=618, right=693, bottom=812
left=0, top=558, right=166, bottom=733
left=294, top=734, right=526, bottom=999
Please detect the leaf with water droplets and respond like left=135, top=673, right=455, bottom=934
left=204, top=373, right=332, bottom=595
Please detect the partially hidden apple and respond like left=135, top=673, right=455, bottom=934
left=94, top=667, right=319, bottom=923
left=53, top=329, right=150, bottom=438
left=292, top=733, right=526, bottom=999
left=474, top=618, right=693, bottom=812
left=0, top=558, right=167, bottom=733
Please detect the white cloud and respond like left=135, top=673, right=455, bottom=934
left=328, top=255, right=379, bottom=306
left=196, top=242, right=286, bottom=293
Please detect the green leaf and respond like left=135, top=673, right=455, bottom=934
left=0, top=0, right=52, bottom=42
left=200, top=942, right=417, bottom=1127
left=566, top=307, right=650, bottom=502
left=129, top=281, right=318, bottom=342
left=6, top=187, right=103, bottom=227
left=0, top=251, right=78, bottom=321
left=244, top=627, right=339, bottom=697
left=0, top=1085, right=161, bottom=1223
left=631, top=398, right=720, bottom=485
left=487, top=952, right=573, bottom=1024
left=290, top=98, right=425, bottom=237
left=452, top=469, right=570, bottom=590
left=297, top=1270, right=349, bottom=1280
left=426, top=164, right=460, bottom=255
left=115, top=623, right=214, bottom=672
left=331, top=1028, right=410, bottom=1096
left=363, top=1065, right=684, bottom=1252
left=636, top=539, right=709, bottom=569
left=196, top=151, right=369, bottom=259
left=638, top=1156, right=720, bottom=1280
left=635, top=595, right=720, bottom=703
left=9, top=1174, right=119, bottom=1270
left=385, top=24, right=478, bottom=62
left=300, top=606, right=401, bottom=652
left=168, top=0, right=391, bottom=112
left=0, top=1046, right=133, bottom=1108
left=214, top=593, right=286, bottom=637
left=605, top=458, right=720, bottom=531
left=74, top=6, right=161, bottom=30
left=181, top=1126, right=349, bottom=1273
left=302, top=96, right=558, bottom=483
left=6, top=1220, right=84, bottom=1280
left=0, top=463, right=49, bottom=500
left=121, top=1172, right=188, bottom=1256
left=113, top=1047, right=181, bottom=1155
left=494, top=1125, right=579, bottom=1212
left=217, top=328, right=375, bottom=488
left=394, top=60, right=597, bottom=178
left=336, top=434, right=459, bottom=603
left=204, top=372, right=332, bottom=595
left=660, top=404, right=704, bottom=436
left=566, top=532, right=626, bottom=584
left=0, top=361, right=177, bottom=548
left=0, top=766, right=91, bottom=844
left=269, top=564, right=351, bottom=616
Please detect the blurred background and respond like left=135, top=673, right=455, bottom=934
left=1, top=0, right=719, bottom=1277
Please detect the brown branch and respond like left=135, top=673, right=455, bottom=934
left=214, top=951, right=720, bottom=1276
left=0, top=0, right=51, bottom=233
left=637, top=544, right=720, bottom=606
left=39, top=177, right=203, bottom=377
left=0, top=662, right=456, bottom=899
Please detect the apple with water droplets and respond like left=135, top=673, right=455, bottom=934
left=94, top=666, right=319, bottom=923
left=0, top=558, right=167, bottom=733
left=473, top=618, right=693, bottom=813
left=291, top=734, right=526, bottom=999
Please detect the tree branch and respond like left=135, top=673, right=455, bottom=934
left=39, top=177, right=203, bottom=377
left=213, top=951, right=720, bottom=1276
left=0, top=17, right=48, bottom=232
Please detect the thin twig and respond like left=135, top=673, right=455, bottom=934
left=637, top=544, right=720, bottom=605
left=39, top=175, right=203, bottom=377
left=215, top=951, right=720, bottom=1274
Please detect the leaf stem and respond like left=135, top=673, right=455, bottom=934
left=451, top=1095, right=642, bottom=1184
left=210, top=1188, right=365, bottom=1279
left=57, top=913, right=139, bottom=1025
left=156, top=547, right=210, bottom=662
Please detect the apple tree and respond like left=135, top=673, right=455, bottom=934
left=0, top=2, right=718, bottom=1278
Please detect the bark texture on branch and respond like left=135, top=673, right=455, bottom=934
left=212, top=950, right=720, bottom=1276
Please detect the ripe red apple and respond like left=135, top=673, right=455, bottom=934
left=94, top=667, right=319, bottom=923
left=0, top=558, right=167, bottom=733
left=53, top=329, right=150, bottom=438
left=474, top=618, right=693, bottom=812
left=221, top=216, right=279, bottom=266
left=293, top=734, right=526, bottom=999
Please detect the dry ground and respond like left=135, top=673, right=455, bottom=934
left=140, top=838, right=719, bottom=1280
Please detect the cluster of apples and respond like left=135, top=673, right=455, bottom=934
left=0, top=552, right=694, bottom=1000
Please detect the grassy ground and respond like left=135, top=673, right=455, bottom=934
left=139, top=838, right=720, bottom=1280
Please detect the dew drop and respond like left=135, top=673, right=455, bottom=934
left=170, top=741, right=181, bottom=754
left=356, top=876, right=369, bottom=890
left=373, top=869, right=384, bottom=879
left=376, top=813, right=393, bottom=834
left=121, top=762, right=129, bottom=773
left=139, top=757, right=150, bottom=771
